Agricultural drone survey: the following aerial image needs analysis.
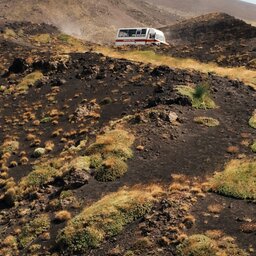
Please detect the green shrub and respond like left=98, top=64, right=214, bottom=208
left=56, top=186, right=161, bottom=253
left=177, top=83, right=216, bottom=109
left=193, top=83, right=209, bottom=99
left=210, top=158, right=256, bottom=199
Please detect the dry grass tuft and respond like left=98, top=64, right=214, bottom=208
left=54, top=210, right=72, bottom=223
left=194, top=116, right=220, bottom=127
left=207, top=204, right=223, bottom=214
left=95, top=48, right=256, bottom=90
left=226, top=146, right=239, bottom=154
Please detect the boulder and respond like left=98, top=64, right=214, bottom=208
left=63, top=169, right=90, bottom=190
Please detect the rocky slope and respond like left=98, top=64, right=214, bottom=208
left=0, top=21, right=256, bottom=255
left=1, top=0, right=256, bottom=43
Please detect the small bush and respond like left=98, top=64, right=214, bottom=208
left=18, top=214, right=50, bottom=248
left=56, top=185, right=161, bottom=253
left=194, top=117, right=219, bottom=127
left=177, top=83, right=216, bottom=109
left=210, top=158, right=256, bottom=199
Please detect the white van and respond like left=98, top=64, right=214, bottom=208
left=115, top=28, right=168, bottom=46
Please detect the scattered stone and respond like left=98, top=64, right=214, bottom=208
left=136, top=145, right=145, bottom=151
left=158, top=236, right=170, bottom=246
left=33, top=147, right=46, bottom=158
left=168, top=111, right=178, bottom=123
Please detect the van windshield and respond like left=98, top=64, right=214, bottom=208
left=118, top=29, right=147, bottom=38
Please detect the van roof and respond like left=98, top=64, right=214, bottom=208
left=117, top=27, right=159, bottom=31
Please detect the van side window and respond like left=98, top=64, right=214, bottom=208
left=118, top=30, right=129, bottom=37
left=128, top=29, right=137, bottom=37
left=149, top=33, right=156, bottom=39
left=141, top=29, right=147, bottom=37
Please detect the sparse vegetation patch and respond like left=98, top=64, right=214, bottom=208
left=18, top=214, right=50, bottom=248
left=17, top=154, right=91, bottom=197
left=86, top=129, right=135, bottom=181
left=56, top=185, right=161, bottom=253
left=17, top=71, right=44, bottom=92
left=210, top=158, right=256, bottom=199
left=194, top=116, right=220, bottom=127
left=31, top=33, right=51, bottom=44
left=176, top=233, right=248, bottom=256
left=177, top=83, right=216, bottom=109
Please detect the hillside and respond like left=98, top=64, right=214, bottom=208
left=146, top=0, right=256, bottom=23
left=0, top=20, right=256, bottom=256
left=0, top=0, right=256, bottom=43
left=160, top=13, right=256, bottom=68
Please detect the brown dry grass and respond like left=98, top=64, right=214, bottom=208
left=94, top=48, right=256, bottom=90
